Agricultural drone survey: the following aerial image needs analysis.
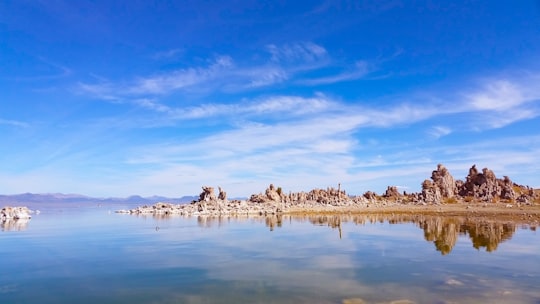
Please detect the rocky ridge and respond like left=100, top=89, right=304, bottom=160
left=117, top=164, right=540, bottom=217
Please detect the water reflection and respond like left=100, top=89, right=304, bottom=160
left=187, top=214, right=536, bottom=255
left=300, top=214, right=530, bottom=255
left=1, top=218, right=30, bottom=231
left=2, top=211, right=539, bottom=304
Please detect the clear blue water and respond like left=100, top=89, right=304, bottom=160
left=1, top=203, right=539, bottom=304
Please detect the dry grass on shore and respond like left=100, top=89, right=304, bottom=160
left=286, top=202, right=540, bottom=224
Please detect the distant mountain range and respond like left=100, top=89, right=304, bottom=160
left=0, top=193, right=198, bottom=204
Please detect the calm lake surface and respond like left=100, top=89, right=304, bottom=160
left=1, top=203, right=539, bottom=304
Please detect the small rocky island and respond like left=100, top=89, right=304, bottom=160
left=1, top=206, right=33, bottom=231
left=117, top=164, right=540, bottom=222
left=1, top=206, right=32, bottom=220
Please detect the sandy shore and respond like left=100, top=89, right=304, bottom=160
left=286, top=202, right=540, bottom=224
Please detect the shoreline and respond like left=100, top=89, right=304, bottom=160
left=286, top=203, right=540, bottom=223
left=116, top=200, right=540, bottom=225
left=7, top=164, right=540, bottom=225
left=117, top=163, right=540, bottom=222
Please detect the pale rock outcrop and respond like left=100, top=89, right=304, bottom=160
left=218, top=187, right=227, bottom=201
left=363, top=191, right=377, bottom=200
left=431, top=164, right=456, bottom=198
left=248, top=193, right=267, bottom=204
left=422, top=179, right=442, bottom=204
left=249, top=184, right=284, bottom=204
left=1, top=206, right=32, bottom=231
left=420, top=164, right=456, bottom=204
left=457, top=165, right=519, bottom=202
left=305, top=187, right=346, bottom=205
left=500, top=176, right=516, bottom=200
left=265, top=184, right=281, bottom=202
left=118, top=164, right=538, bottom=217
left=1, top=206, right=32, bottom=220
left=384, top=186, right=401, bottom=199
left=199, top=186, right=216, bottom=202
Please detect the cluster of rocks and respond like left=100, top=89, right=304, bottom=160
left=419, top=164, right=538, bottom=205
left=249, top=183, right=348, bottom=206
left=117, top=184, right=356, bottom=216
left=1, top=206, right=32, bottom=221
left=117, top=164, right=539, bottom=216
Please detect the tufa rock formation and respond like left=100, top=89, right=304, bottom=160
left=1, top=206, right=32, bottom=220
left=420, top=164, right=536, bottom=204
left=1, top=206, right=32, bottom=232
left=384, top=186, right=401, bottom=199
left=422, top=179, right=442, bottom=204
left=218, top=186, right=227, bottom=201
left=421, top=164, right=456, bottom=204
left=431, top=164, right=456, bottom=198
left=117, top=163, right=539, bottom=216
left=457, top=165, right=517, bottom=202
left=199, top=186, right=217, bottom=202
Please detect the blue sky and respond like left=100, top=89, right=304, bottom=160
left=1, top=1, right=540, bottom=197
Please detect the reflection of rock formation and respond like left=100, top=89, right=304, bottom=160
left=298, top=214, right=521, bottom=254
left=420, top=217, right=461, bottom=255
left=465, top=222, right=515, bottom=252
left=308, top=215, right=342, bottom=230
left=265, top=214, right=283, bottom=231
left=307, top=215, right=343, bottom=238
left=1, top=218, right=30, bottom=231
left=419, top=217, right=516, bottom=254
left=197, top=216, right=229, bottom=228
left=156, top=213, right=523, bottom=254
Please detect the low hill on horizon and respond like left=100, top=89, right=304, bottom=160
left=0, top=192, right=198, bottom=205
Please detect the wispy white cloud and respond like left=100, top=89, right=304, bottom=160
left=247, top=95, right=332, bottom=114
left=428, top=126, right=452, bottom=139
left=468, top=80, right=528, bottom=111
left=77, top=56, right=233, bottom=99
left=129, top=56, right=234, bottom=95
left=173, top=94, right=335, bottom=120
left=118, top=95, right=455, bottom=195
left=12, top=51, right=540, bottom=197
left=77, top=82, right=120, bottom=101
left=461, top=75, right=540, bottom=128
left=266, top=42, right=328, bottom=63
left=245, top=67, right=289, bottom=88
left=89, top=69, right=537, bottom=131
left=299, top=60, right=371, bottom=85
left=110, top=70, right=540, bottom=196
left=9, top=57, right=72, bottom=81
left=0, top=118, right=29, bottom=128
left=152, top=48, right=183, bottom=60
left=76, top=42, right=376, bottom=101
left=133, top=98, right=171, bottom=113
